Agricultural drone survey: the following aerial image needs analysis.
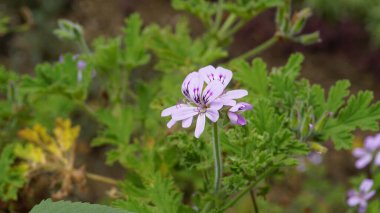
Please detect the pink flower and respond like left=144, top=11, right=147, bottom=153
left=347, top=179, right=376, bottom=213
left=162, top=66, right=249, bottom=138
left=353, top=134, right=380, bottom=169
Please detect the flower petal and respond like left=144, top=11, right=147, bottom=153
left=182, top=117, right=193, bottom=128
left=364, top=134, right=380, bottom=151
left=375, top=152, right=380, bottom=166
left=209, top=100, right=224, bottom=110
left=199, top=65, right=216, bottom=84
left=195, top=113, right=206, bottom=138
left=167, top=119, right=176, bottom=128
left=182, top=72, right=203, bottom=105
left=347, top=196, right=361, bottom=206
left=229, top=102, right=253, bottom=112
left=364, top=190, right=376, bottom=200
left=201, top=80, right=224, bottom=105
left=221, top=89, right=248, bottom=100
left=355, top=154, right=372, bottom=169
left=172, top=107, right=198, bottom=121
left=360, top=179, right=374, bottom=192
left=352, top=148, right=367, bottom=158
left=161, top=104, right=188, bottom=117
left=206, top=108, right=219, bottom=122
left=215, top=66, right=232, bottom=87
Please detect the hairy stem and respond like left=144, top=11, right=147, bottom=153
left=212, top=122, right=223, bottom=195
left=233, top=36, right=279, bottom=61
left=79, top=35, right=90, bottom=54
left=250, top=189, right=259, bottom=213
left=86, top=172, right=118, bottom=185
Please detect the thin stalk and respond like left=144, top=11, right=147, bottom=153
left=250, top=189, right=259, bottom=213
left=212, top=122, right=223, bottom=195
left=233, top=36, right=279, bottom=61
left=220, top=168, right=276, bottom=212
left=79, top=35, right=90, bottom=54
left=86, top=172, right=118, bottom=185
left=218, top=14, right=237, bottom=38
left=214, top=0, right=225, bottom=32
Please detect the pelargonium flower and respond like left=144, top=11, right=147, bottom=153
left=352, top=133, right=380, bottom=169
left=162, top=66, right=249, bottom=138
left=347, top=179, right=376, bottom=213
left=227, top=102, right=252, bottom=126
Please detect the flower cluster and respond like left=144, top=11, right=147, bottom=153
left=162, top=65, right=252, bottom=138
left=347, top=179, right=376, bottom=213
left=352, top=134, right=380, bottom=169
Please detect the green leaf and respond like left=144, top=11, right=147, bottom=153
left=326, top=80, right=350, bottom=113
left=231, top=58, right=268, bottom=96
left=123, top=13, right=150, bottom=70
left=279, top=52, right=304, bottom=80
left=0, top=144, right=26, bottom=201
left=30, top=199, right=130, bottom=213
left=325, top=91, right=380, bottom=149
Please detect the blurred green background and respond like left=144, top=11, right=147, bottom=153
left=1, top=0, right=379, bottom=212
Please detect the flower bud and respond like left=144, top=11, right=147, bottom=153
left=310, top=142, right=327, bottom=154
left=54, top=19, right=84, bottom=41
left=296, top=32, right=321, bottom=45
left=290, top=8, right=312, bottom=35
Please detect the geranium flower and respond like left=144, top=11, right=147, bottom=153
left=352, top=133, right=380, bottom=169
left=162, top=66, right=249, bottom=138
left=227, top=102, right=252, bottom=125
left=347, top=179, right=376, bottom=213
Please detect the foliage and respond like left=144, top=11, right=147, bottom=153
left=0, top=0, right=378, bottom=212
left=30, top=199, right=130, bottom=213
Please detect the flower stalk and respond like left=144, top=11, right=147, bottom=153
left=212, top=122, right=223, bottom=195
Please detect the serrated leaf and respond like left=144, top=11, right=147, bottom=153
left=326, top=80, right=350, bottom=113
left=30, top=199, right=130, bottom=213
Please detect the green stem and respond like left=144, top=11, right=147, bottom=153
left=233, top=36, right=279, bottom=61
left=250, top=189, right=259, bottom=213
left=214, top=0, right=225, bottom=32
left=79, top=35, right=90, bottom=54
left=86, top=172, right=118, bottom=185
left=212, top=122, right=223, bottom=195
left=219, top=168, right=275, bottom=212
left=218, top=14, right=237, bottom=38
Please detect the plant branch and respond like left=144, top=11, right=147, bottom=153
left=212, top=122, right=223, bottom=195
left=250, top=189, right=259, bottom=213
left=232, top=35, right=279, bottom=61
left=219, top=167, right=276, bottom=212
left=86, top=172, right=118, bottom=185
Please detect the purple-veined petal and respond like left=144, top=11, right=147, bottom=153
left=206, top=108, right=219, bottom=122
left=228, top=112, right=247, bottom=125
left=347, top=196, right=361, bottom=206
left=182, top=72, right=203, bottom=105
left=229, top=102, right=253, bottom=112
left=161, top=104, right=188, bottom=117
left=172, top=107, right=198, bottom=121
left=201, top=80, right=224, bottom=105
left=195, top=113, right=206, bottom=138
left=364, top=190, right=376, bottom=200
left=355, top=155, right=372, bottom=169
left=358, top=204, right=367, bottom=213
left=182, top=117, right=193, bottom=128
left=215, top=67, right=232, bottom=86
left=199, top=66, right=233, bottom=87
left=352, top=148, right=367, bottom=158
left=199, top=65, right=216, bottom=84
left=167, top=119, right=177, bottom=128
left=360, top=179, right=374, bottom=192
